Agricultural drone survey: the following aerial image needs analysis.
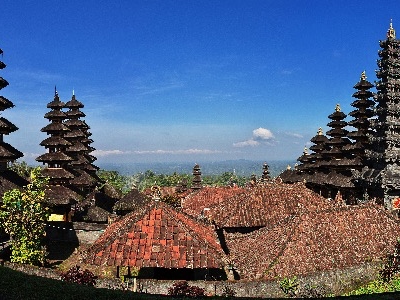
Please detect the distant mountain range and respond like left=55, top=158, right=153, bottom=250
left=97, top=159, right=297, bottom=178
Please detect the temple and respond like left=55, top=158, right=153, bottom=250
left=280, top=22, right=400, bottom=209
left=0, top=47, right=28, bottom=198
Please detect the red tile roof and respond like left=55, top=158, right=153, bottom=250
left=82, top=201, right=227, bottom=269
left=226, top=204, right=400, bottom=280
left=182, top=186, right=245, bottom=218
left=206, top=182, right=334, bottom=228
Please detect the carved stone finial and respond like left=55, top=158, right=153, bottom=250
left=317, top=127, right=323, bottom=135
left=335, top=103, right=341, bottom=112
left=303, top=147, right=308, bottom=155
left=361, top=70, right=366, bottom=81
left=387, top=19, right=396, bottom=39
left=286, top=164, right=291, bottom=170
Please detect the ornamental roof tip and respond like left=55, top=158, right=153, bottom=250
left=387, top=19, right=396, bottom=39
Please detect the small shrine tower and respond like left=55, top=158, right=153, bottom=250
left=192, top=163, right=202, bottom=190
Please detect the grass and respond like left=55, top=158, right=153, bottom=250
left=0, top=266, right=164, bottom=300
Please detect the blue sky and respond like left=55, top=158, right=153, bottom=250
left=1, top=0, right=399, bottom=165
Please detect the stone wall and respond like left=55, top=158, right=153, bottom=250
left=1, top=260, right=382, bottom=298
left=46, top=222, right=107, bottom=245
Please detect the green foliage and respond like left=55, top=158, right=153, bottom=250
left=97, top=170, right=131, bottom=194
left=98, top=168, right=251, bottom=194
left=344, top=276, right=400, bottom=295
left=0, top=167, right=49, bottom=265
left=9, top=160, right=37, bottom=179
left=279, top=276, right=299, bottom=297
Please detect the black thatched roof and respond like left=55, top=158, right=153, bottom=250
left=36, top=152, right=74, bottom=163
left=69, top=170, right=97, bottom=186
left=0, top=142, right=23, bottom=160
left=41, top=167, right=75, bottom=180
left=0, top=96, right=14, bottom=110
left=0, top=77, right=9, bottom=90
left=0, top=170, right=29, bottom=201
left=0, top=117, right=18, bottom=134
left=113, top=188, right=150, bottom=214
left=64, top=95, right=84, bottom=108
left=43, top=185, right=80, bottom=206
left=86, top=205, right=111, bottom=223
left=41, top=122, right=70, bottom=133
left=40, top=136, right=71, bottom=147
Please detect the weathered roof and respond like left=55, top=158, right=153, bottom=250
left=82, top=201, right=226, bottom=269
left=0, top=142, right=23, bottom=160
left=44, top=110, right=66, bottom=120
left=0, top=117, right=18, bottom=134
left=36, top=152, right=74, bottom=163
left=86, top=205, right=111, bottom=223
left=40, top=122, right=70, bottom=133
left=41, top=167, right=75, bottom=180
left=64, top=95, right=84, bottom=108
left=113, top=188, right=150, bottom=213
left=182, top=186, right=245, bottom=219
left=226, top=204, right=400, bottom=280
left=69, top=170, right=97, bottom=186
left=0, top=77, right=9, bottom=90
left=0, top=170, right=29, bottom=201
left=206, top=182, right=333, bottom=228
left=0, top=96, right=14, bottom=110
left=40, top=136, right=71, bottom=147
left=43, top=185, right=80, bottom=206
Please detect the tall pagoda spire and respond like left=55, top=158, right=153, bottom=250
left=0, top=47, right=23, bottom=170
left=347, top=71, right=375, bottom=166
left=63, top=92, right=99, bottom=193
left=363, top=21, right=400, bottom=207
left=0, top=46, right=27, bottom=199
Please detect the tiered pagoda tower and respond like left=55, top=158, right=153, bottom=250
left=363, top=22, right=400, bottom=207
left=36, top=90, right=80, bottom=219
left=261, top=162, right=271, bottom=182
left=0, top=46, right=27, bottom=197
left=306, top=127, right=330, bottom=172
left=192, top=163, right=202, bottom=190
left=347, top=71, right=375, bottom=164
left=323, top=104, right=351, bottom=166
left=63, top=92, right=99, bottom=193
left=36, top=89, right=74, bottom=184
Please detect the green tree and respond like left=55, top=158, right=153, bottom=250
left=9, top=161, right=36, bottom=180
left=0, top=168, right=49, bottom=265
left=97, top=170, right=130, bottom=194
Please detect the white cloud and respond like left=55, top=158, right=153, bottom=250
left=133, top=149, right=222, bottom=155
left=92, top=149, right=128, bottom=157
left=233, top=127, right=275, bottom=148
left=93, top=148, right=222, bottom=157
left=284, top=132, right=303, bottom=138
left=253, top=127, right=274, bottom=140
left=233, top=139, right=260, bottom=147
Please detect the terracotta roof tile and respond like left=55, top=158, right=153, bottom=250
left=182, top=186, right=245, bottom=218
left=226, top=204, right=400, bottom=280
left=206, top=182, right=333, bottom=228
left=82, top=201, right=227, bottom=269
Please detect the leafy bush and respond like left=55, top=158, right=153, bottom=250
left=60, top=266, right=97, bottom=286
left=168, top=281, right=205, bottom=298
left=279, top=276, right=298, bottom=297
left=0, top=168, right=49, bottom=265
